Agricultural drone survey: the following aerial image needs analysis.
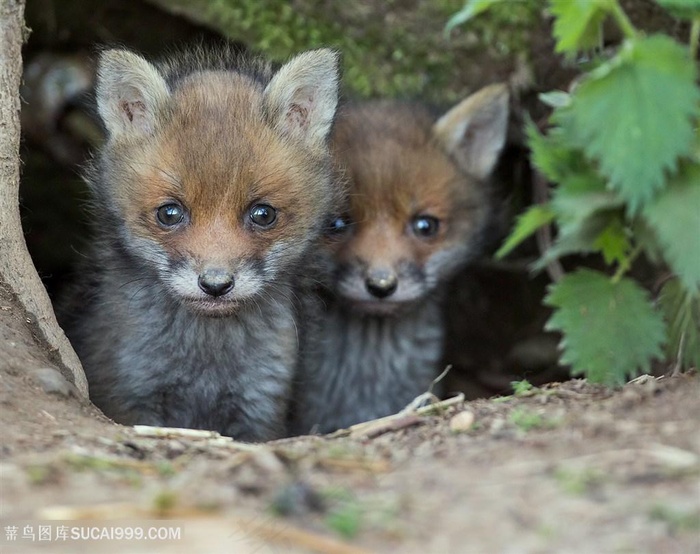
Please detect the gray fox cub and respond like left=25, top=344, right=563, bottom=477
left=293, top=85, right=509, bottom=433
left=61, top=47, right=340, bottom=441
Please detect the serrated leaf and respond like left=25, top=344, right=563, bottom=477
left=532, top=210, right=615, bottom=270
left=445, top=0, right=503, bottom=33
left=495, top=204, right=555, bottom=258
left=545, top=269, right=666, bottom=386
left=659, top=278, right=700, bottom=370
left=656, top=0, right=700, bottom=19
left=551, top=170, right=623, bottom=235
left=550, top=0, right=612, bottom=55
left=558, top=35, right=700, bottom=211
left=593, top=218, right=631, bottom=266
left=643, top=163, right=700, bottom=292
left=526, top=120, right=587, bottom=183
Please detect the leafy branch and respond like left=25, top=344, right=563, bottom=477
left=449, top=0, right=700, bottom=386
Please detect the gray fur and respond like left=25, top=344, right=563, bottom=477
left=60, top=46, right=340, bottom=442
left=63, top=247, right=297, bottom=441
left=292, top=296, right=444, bottom=434
left=292, top=85, right=509, bottom=434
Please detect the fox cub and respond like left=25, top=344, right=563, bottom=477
left=293, top=85, right=509, bottom=433
left=60, top=47, right=340, bottom=441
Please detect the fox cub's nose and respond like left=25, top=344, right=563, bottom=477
left=198, top=268, right=234, bottom=297
left=365, top=269, right=398, bottom=299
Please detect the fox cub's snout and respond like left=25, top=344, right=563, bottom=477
left=329, top=84, right=509, bottom=314
left=95, top=49, right=339, bottom=316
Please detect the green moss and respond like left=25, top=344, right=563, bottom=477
left=512, top=379, right=535, bottom=396
left=509, top=407, right=560, bottom=431
left=153, top=490, right=179, bottom=515
left=649, top=504, right=700, bottom=533
left=553, top=467, right=605, bottom=496
left=326, top=501, right=362, bottom=539
left=156, top=461, right=176, bottom=477
left=149, top=0, right=542, bottom=103
left=25, top=464, right=52, bottom=485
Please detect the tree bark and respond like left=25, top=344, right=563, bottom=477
left=0, top=0, right=87, bottom=396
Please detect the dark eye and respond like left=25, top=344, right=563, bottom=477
left=411, top=215, right=440, bottom=238
left=327, top=215, right=351, bottom=235
left=249, top=204, right=277, bottom=227
left=156, top=203, right=185, bottom=227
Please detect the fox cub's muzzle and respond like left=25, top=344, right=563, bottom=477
left=365, top=268, right=398, bottom=299
left=198, top=268, right=235, bottom=298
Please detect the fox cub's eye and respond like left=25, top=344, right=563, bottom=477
left=411, top=215, right=440, bottom=238
left=249, top=204, right=277, bottom=227
left=327, top=215, right=351, bottom=236
left=156, top=203, right=185, bottom=227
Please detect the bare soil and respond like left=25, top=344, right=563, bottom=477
left=1, top=283, right=699, bottom=554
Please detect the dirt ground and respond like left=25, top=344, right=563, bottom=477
left=1, top=283, right=699, bottom=554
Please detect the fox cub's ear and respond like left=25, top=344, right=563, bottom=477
left=96, top=49, right=170, bottom=139
left=264, top=49, right=340, bottom=150
left=433, top=84, right=509, bottom=180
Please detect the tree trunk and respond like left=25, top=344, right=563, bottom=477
left=0, top=0, right=87, bottom=396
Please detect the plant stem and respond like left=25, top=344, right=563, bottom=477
left=691, top=17, right=700, bottom=61
left=612, top=243, right=643, bottom=283
left=609, top=2, right=637, bottom=40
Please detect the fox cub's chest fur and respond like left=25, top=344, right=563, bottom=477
left=302, top=298, right=444, bottom=433
left=73, top=265, right=299, bottom=440
left=293, top=86, right=509, bottom=434
left=61, top=47, right=340, bottom=441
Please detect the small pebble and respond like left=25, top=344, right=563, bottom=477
left=250, top=449, right=285, bottom=474
left=449, top=410, right=475, bottom=433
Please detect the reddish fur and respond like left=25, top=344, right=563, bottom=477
left=112, top=72, right=326, bottom=269
left=62, top=47, right=341, bottom=440
left=331, top=102, right=486, bottom=271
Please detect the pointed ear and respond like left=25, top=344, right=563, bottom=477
left=96, top=49, right=170, bottom=139
left=433, top=84, right=509, bottom=180
left=264, top=49, right=340, bottom=150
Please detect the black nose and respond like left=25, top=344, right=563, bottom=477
left=365, top=270, right=398, bottom=299
left=198, top=269, right=234, bottom=297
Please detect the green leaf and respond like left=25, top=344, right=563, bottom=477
left=593, top=218, right=631, bottom=266
left=533, top=210, right=615, bottom=269
left=545, top=269, right=666, bottom=386
left=538, top=91, right=571, bottom=109
left=631, top=219, right=665, bottom=265
left=526, top=120, right=587, bottom=183
left=659, top=278, right=700, bottom=371
left=656, top=0, right=700, bottom=19
left=643, top=163, right=700, bottom=292
left=495, top=204, right=555, bottom=258
left=551, top=170, right=623, bottom=235
left=550, top=0, right=612, bottom=55
left=531, top=170, right=624, bottom=265
left=558, top=35, right=700, bottom=212
left=445, top=0, right=503, bottom=33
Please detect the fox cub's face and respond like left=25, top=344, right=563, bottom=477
left=94, top=49, right=339, bottom=315
left=329, top=86, right=509, bottom=315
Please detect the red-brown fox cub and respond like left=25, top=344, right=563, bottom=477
left=292, top=84, right=509, bottom=434
left=60, top=46, right=341, bottom=441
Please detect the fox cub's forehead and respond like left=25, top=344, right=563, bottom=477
left=345, top=141, right=465, bottom=221
left=168, top=72, right=265, bottom=137
left=334, top=104, right=464, bottom=217
left=153, top=72, right=292, bottom=190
